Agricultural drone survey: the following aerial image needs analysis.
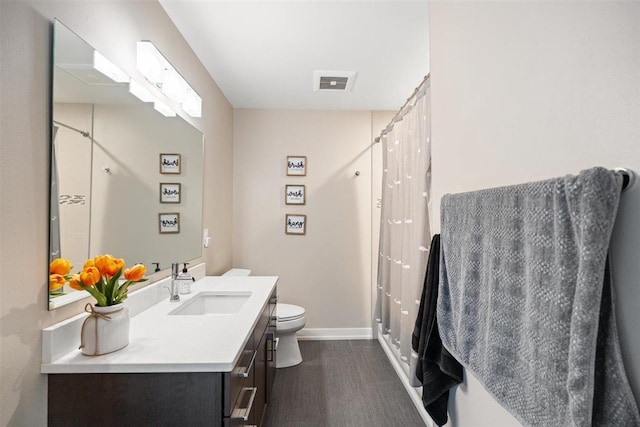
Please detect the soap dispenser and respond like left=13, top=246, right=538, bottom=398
left=177, top=262, right=195, bottom=294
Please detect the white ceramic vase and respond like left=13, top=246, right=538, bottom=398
left=80, top=303, right=130, bottom=356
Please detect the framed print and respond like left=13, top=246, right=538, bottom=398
left=160, top=153, right=181, bottom=174
left=160, top=183, right=181, bottom=203
left=285, top=214, right=306, bottom=235
left=159, top=212, right=180, bottom=233
left=285, top=185, right=305, bottom=205
left=286, top=155, right=307, bottom=176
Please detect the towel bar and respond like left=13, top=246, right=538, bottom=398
left=614, top=168, right=635, bottom=191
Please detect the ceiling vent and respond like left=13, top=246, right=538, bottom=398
left=313, top=70, right=357, bottom=92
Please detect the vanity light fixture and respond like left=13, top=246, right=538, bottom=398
left=182, top=88, right=202, bottom=118
left=154, top=100, right=176, bottom=117
left=136, top=41, right=202, bottom=118
left=129, top=79, right=155, bottom=103
left=162, top=68, right=188, bottom=103
left=93, top=51, right=129, bottom=83
left=136, top=41, right=165, bottom=88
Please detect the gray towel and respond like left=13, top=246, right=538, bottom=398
left=437, top=167, right=640, bottom=426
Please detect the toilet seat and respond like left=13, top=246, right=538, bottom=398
left=277, top=303, right=305, bottom=322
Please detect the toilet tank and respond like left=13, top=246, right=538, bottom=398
left=222, top=268, right=252, bottom=277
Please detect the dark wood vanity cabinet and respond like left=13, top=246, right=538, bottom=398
left=226, top=288, right=277, bottom=426
left=48, top=288, right=277, bottom=427
left=251, top=292, right=277, bottom=426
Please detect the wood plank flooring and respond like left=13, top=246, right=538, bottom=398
left=264, top=340, right=426, bottom=427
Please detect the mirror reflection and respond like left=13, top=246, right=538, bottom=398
left=49, top=20, right=203, bottom=309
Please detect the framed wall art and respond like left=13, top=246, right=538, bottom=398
left=160, top=183, right=181, bottom=203
left=285, top=214, right=306, bottom=235
left=285, top=185, right=305, bottom=205
left=286, top=155, right=307, bottom=176
left=160, top=153, right=181, bottom=174
left=159, top=212, right=180, bottom=233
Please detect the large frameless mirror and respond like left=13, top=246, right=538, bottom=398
left=49, top=20, right=204, bottom=309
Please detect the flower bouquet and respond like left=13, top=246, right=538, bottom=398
left=49, top=254, right=147, bottom=306
left=49, top=254, right=147, bottom=355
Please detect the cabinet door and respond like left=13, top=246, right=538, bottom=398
left=254, top=324, right=268, bottom=425
left=266, top=293, right=277, bottom=403
left=49, top=373, right=223, bottom=426
left=266, top=330, right=276, bottom=402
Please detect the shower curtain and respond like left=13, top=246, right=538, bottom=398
left=375, top=78, right=431, bottom=383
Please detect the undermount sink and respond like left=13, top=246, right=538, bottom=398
left=168, top=291, right=252, bottom=316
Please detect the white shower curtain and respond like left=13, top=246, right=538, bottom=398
left=375, top=79, right=431, bottom=382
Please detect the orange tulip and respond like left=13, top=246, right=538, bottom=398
left=80, top=266, right=101, bottom=287
left=83, top=259, right=95, bottom=270
left=50, top=258, right=72, bottom=275
left=94, top=254, right=114, bottom=275
left=124, top=264, right=146, bottom=282
left=68, top=274, right=84, bottom=290
left=105, top=258, right=125, bottom=276
left=49, top=274, right=66, bottom=291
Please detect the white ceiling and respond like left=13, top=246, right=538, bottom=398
left=159, top=0, right=430, bottom=111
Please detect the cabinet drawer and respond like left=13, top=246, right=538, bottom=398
left=225, top=385, right=258, bottom=426
left=269, top=293, right=278, bottom=315
left=255, top=306, right=270, bottom=338
left=255, top=291, right=278, bottom=338
left=225, top=344, right=255, bottom=416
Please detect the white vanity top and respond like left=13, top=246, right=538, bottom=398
left=41, top=275, right=278, bottom=374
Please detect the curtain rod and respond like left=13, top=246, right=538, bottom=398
left=374, top=73, right=430, bottom=144
left=53, top=120, right=91, bottom=138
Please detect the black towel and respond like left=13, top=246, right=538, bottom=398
left=412, top=234, right=463, bottom=426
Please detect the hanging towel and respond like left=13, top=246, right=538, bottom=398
left=412, top=234, right=463, bottom=426
left=437, top=167, right=640, bottom=427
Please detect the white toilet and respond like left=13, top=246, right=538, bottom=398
left=222, top=269, right=306, bottom=368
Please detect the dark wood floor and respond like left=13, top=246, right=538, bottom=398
left=264, top=340, right=426, bottom=427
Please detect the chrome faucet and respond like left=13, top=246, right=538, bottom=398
left=168, top=263, right=180, bottom=302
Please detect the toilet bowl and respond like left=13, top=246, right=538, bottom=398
left=275, top=303, right=306, bottom=368
left=222, top=268, right=306, bottom=368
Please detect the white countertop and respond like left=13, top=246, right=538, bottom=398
left=41, top=276, right=278, bottom=374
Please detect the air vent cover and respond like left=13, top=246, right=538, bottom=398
left=319, top=76, right=349, bottom=90
left=313, top=70, right=357, bottom=92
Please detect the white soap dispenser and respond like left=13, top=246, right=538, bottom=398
left=177, top=262, right=195, bottom=294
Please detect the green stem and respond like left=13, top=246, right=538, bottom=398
left=81, top=284, right=107, bottom=306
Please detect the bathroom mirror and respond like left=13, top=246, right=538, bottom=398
left=49, top=20, right=204, bottom=309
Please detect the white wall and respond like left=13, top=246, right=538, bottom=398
left=54, top=103, right=93, bottom=271
left=91, top=103, right=203, bottom=268
left=430, top=2, right=640, bottom=426
left=0, top=1, right=233, bottom=425
left=53, top=102, right=204, bottom=275
left=233, top=110, right=392, bottom=333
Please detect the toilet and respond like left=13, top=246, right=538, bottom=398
left=274, top=303, right=306, bottom=368
left=222, top=268, right=306, bottom=368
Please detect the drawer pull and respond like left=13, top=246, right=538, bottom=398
left=269, top=315, right=277, bottom=328
left=230, top=387, right=257, bottom=421
left=237, top=350, right=256, bottom=378
left=269, top=295, right=278, bottom=305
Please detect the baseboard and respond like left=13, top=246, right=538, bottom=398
left=297, top=328, right=373, bottom=340
left=376, top=324, right=433, bottom=427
